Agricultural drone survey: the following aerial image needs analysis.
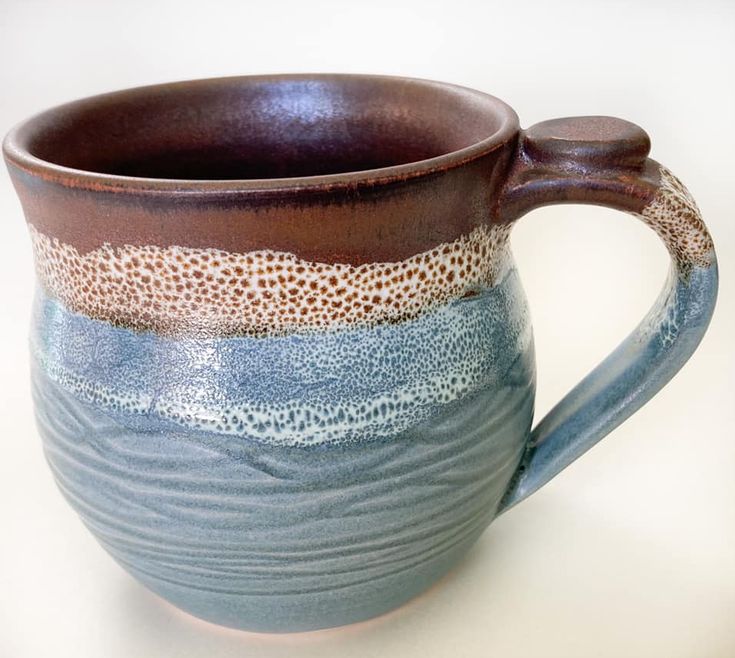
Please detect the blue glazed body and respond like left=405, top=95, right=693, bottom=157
left=31, top=265, right=535, bottom=632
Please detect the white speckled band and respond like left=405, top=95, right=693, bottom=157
left=30, top=223, right=512, bottom=337
left=636, top=167, right=715, bottom=271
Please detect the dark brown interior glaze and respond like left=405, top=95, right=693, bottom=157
left=24, top=77, right=506, bottom=180
left=4, top=75, right=521, bottom=262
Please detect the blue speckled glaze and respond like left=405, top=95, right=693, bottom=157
left=31, top=266, right=536, bottom=632
left=499, top=262, right=718, bottom=511
left=32, top=266, right=531, bottom=447
left=28, top=241, right=719, bottom=633
left=29, top=246, right=719, bottom=632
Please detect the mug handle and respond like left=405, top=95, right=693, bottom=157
left=496, top=116, right=718, bottom=513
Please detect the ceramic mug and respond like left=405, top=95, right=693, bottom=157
left=3, top=75, right=718, bottom=632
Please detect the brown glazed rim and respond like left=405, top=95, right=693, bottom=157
left=2, top=73, right=520, bottom=196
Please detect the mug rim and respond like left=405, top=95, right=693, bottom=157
left=2, top=73, right=520, bottom=196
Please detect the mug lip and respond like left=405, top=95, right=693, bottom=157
left=2, top=73, right=520, bottom=196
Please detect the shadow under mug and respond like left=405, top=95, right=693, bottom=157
left=3, top=74, right=718, bottom=632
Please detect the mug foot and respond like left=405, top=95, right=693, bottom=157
left=129, top=535, right=480, bottom=633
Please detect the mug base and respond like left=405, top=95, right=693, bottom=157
left=126, top=533, right=481, bottom=633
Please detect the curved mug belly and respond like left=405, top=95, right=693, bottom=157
left=30, top=265, right=534, bottom=633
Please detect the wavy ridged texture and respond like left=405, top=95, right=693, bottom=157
left=31, top=267, right=535, bottom=632
left=34, top=360, right=533, bottom=631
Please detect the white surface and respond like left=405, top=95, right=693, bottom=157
left=1, top=1, right=733, bottom=656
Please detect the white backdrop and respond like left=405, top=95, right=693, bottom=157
left=1, top=1, right=733, bottom=657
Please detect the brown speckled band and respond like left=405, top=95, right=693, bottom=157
left=635, top=167, right=714, bottom=271
left=29, top=223, right=512, bottom=337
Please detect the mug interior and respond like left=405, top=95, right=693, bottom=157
left=10, top=75, right=515, bottom=181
